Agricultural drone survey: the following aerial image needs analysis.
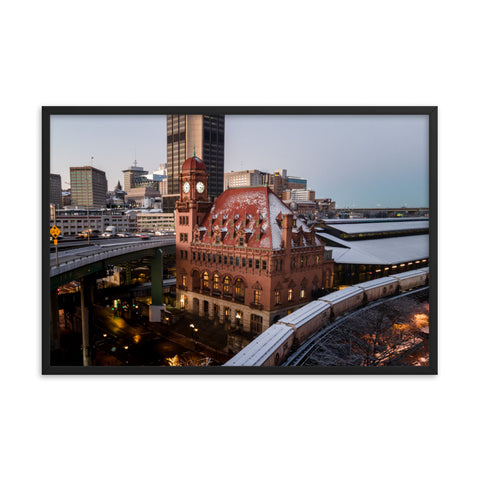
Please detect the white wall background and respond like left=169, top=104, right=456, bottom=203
left=1, top=1, right=477, bottom=479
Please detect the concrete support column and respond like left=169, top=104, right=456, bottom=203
left=149, top=249, right=165, bottom=323
left=229, top=308, right=235, bottom=327
left=124, top=262, right=132, bottom=285
left=50, top=288, right=60, bottom=352
left=80, top=277, right=93, bottom=366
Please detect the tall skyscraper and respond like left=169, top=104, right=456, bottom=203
left=70, top=166, right=107, bottom=207
left=166, top=114, right=225, bottom=199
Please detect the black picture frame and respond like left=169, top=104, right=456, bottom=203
left=42, top=106, right=437, bottom=375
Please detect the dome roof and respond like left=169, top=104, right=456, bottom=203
left=182, top=155, right=206, bottom=172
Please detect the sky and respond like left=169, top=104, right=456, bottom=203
left=50, top=114, right=429, bottom=208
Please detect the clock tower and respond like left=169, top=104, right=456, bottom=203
left=178, top=151, right=209, bottom=204
left=175, top=152, right=212, bottom=304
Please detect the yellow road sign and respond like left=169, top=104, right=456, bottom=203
left=50, top=225, right=61, bottom=238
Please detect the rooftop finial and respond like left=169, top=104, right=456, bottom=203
left=193, top=144, right=196, bottom=157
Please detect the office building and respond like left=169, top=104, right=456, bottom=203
left=166, top=114, right=225, bottom=201
left=122, top=161, right=160, bottom=206
left=50, top=173, right=62, bottom=208
left=283, top=189, right=316, bottom=202
left=70, top=166, right=107, bottom=207
left=224, top=169, right=263, bottom=190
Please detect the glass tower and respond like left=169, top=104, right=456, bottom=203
left=166, top=114, right=225, bottom=199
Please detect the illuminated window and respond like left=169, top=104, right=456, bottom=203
left=235, top=278, right=244, bottom=299
left=300, top=288, right=305, bottom=299
left=223, top=276, right=231, bottom=294
left=235, top=310, right=243, bottom=327
left=213, top=273, right=220, bottom=291
left=202, top=272, right=209, bottom=289
left=288, top=289, right=293, bottom=302
left=254, top=289, right=261, bottom=305
left=274, top=289, right=280, bottom=305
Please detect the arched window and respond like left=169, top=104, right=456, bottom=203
left=223, top=276, right=231, bottom=294
left=274, top=289, right=281, bottom=305
left=202, top=272, right=209, bottom=289
left=192, top=270, right=200, bottom=290
left=235, top=278, right=245, bottom=301
left=213, top=273, right=220, bottom=292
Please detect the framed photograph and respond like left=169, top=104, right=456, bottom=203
left=43, top=106, right=437, bottom=374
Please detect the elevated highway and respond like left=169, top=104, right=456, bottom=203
left=50, top=236, right=176, bottom=288
left=48, top=235, right=176, bottom=366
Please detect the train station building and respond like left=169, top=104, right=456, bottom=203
left=315, top=218, right=429, bottom=288
left=175, top=154, right=334, bottom=339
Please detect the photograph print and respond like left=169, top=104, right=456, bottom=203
left=43, top=107, right=437, bottom=374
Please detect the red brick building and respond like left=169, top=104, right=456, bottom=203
left=175, top=155, right=334, bottom=336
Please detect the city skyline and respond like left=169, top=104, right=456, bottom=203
left=50, top=114, right=429, bottom=208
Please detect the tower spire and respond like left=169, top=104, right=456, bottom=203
left=193, top=144, right=196, bottom=157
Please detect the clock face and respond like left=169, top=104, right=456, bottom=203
left=183, top=182, right=190, bottom=194
left=196, top=181, right=205, bottom=193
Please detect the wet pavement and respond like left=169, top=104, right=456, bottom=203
left=52, top=300, right=235, bottom=367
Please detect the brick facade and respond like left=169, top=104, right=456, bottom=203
left=175, top=155, right=334, bottom=336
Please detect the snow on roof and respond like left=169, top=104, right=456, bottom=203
left=199, top=187, right=313, bottom=250
left=356, top=277, right=398, bottom=289
left=318, top=286, right=364, bottom=305
left=324, top=217, right=428, bottom=224
left=324, top=220, right=429, bottom=235
left=318, top=233, right=429, bottom=265
left=279, top=301, right=331, bottom=329
left=268, top=192, right=295, bottom=249
left=390, top=269, right=428, bottom=280
left=224, top=324, right=294, bottom=366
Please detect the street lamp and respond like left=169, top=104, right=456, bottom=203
left=189, top=324, right=199, bottom=349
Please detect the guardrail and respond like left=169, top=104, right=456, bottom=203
left=49, top=238, right=175, bottom=277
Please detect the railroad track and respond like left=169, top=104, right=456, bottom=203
left=284, top=287, right=429, bottom=366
